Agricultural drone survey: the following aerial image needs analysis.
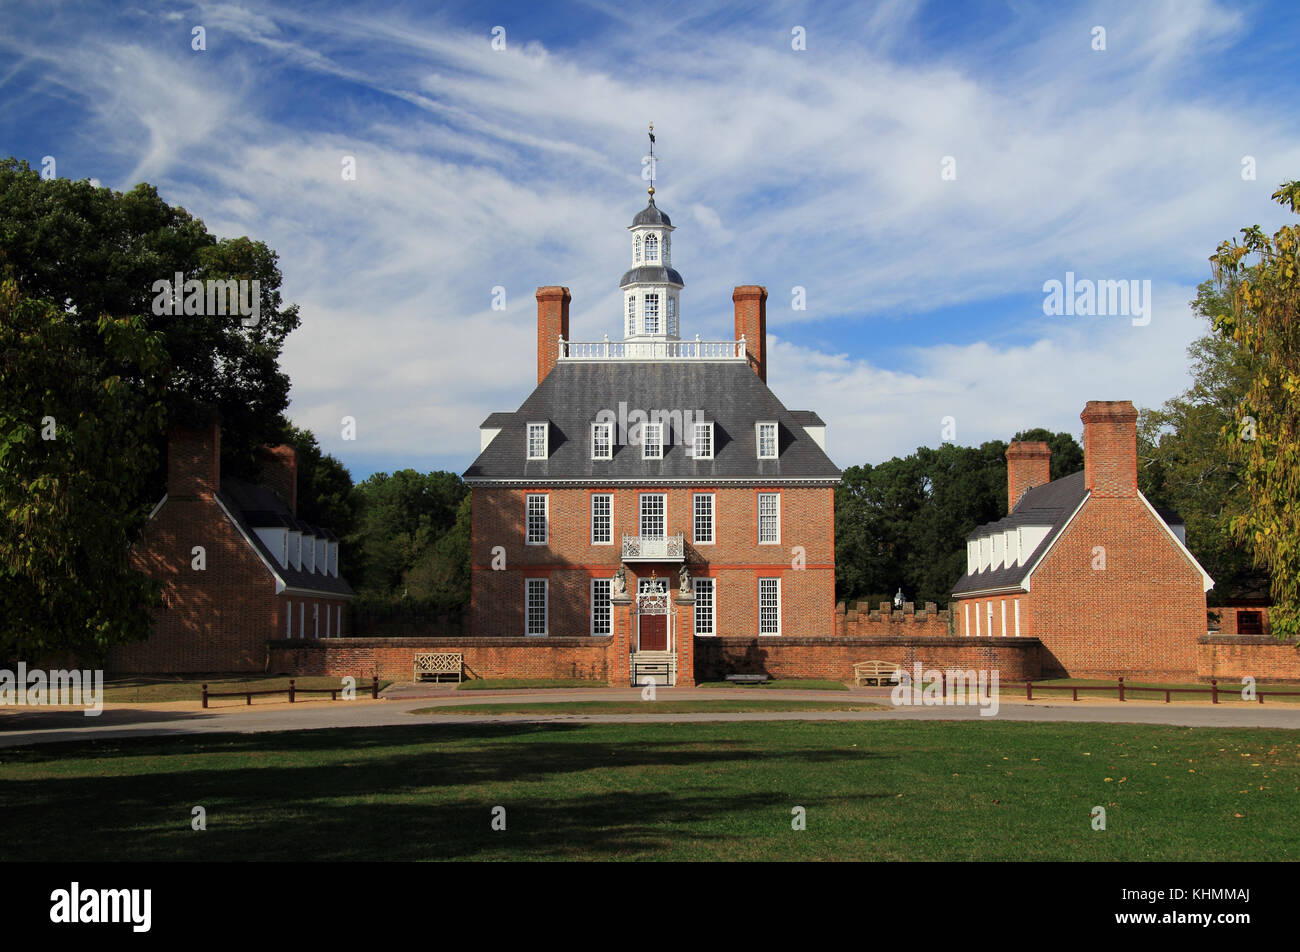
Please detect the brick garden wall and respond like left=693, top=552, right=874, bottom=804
left=695, top=636, right=1043, bottom=682
left=1197, top=636, right=1300, bottom=682
left=836, top=600, right=951, bottom=637
left=268, top=637, right=611, bottom=682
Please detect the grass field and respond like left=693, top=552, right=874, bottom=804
left=456, top=679, right=610, bottom=691
left=1, top=720, right=1296, bottom=861
left=416, top=700, right=883, bottom=715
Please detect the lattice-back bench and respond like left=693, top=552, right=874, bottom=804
left=414, top=652, right=464, bottom=684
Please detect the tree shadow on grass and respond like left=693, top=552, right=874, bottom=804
left=0, top=723, right=892, bottom=861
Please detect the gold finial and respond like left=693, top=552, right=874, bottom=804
left=647, top=121, right=656, bottom=199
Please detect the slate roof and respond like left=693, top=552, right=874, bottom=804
left=217, top=477, right=354, bottom=597
left=789, top=410, right=826, bottom=427
left=952, top=471, right=1191, bottom=596
left=631, top=200, right=671, bottom=227
left=952, top=471, right=1088, bottom=596
left=465, top=361, right=841, bottom=483
left=619, top=265, right=685, bottom=287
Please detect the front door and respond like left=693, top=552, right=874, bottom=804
left=637, top=577, right=669, bottom=651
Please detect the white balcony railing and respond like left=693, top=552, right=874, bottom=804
left=621, top=534, right=686, bottom=561
left=559, top=335, right=747, bottom=362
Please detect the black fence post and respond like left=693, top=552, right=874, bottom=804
left=1118, top=677, right=1125, bottom=702
left=1211, top=678, right=1218, bottom=704
left=201, top=684, right=208, bottom=709
left=289, top=678, right=296, bottom=704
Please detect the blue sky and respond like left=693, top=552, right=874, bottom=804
left=2, top=0, right=1298, bottom=480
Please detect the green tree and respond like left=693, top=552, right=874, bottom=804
left=0, top=158, right=300, bottom=490
left=0, top=280, right=167, bottom=660
left=348, top=470, right=467, bottom=598
left=1208, top=180, right=1300, bottom=638
left=1137, top=281, right=1262, bottom=604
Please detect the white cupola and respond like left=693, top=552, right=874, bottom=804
left=620, top=124, right=684, bottom=341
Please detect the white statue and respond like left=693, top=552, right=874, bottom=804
left=679, top=564, right=691, bottom=595
left=611, top=566, right=627, bottom=598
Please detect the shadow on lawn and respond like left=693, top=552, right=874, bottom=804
left=0, top=723, right=890, bottom=861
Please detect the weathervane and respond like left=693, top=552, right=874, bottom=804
left=648, top=121, right=655, bottom=198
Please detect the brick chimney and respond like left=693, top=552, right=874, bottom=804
left=536, top=286, right=571, bottom=384
left=167, top=421, right=221, bottom=500
left=259, top=444, right=298, bottom=516
left=733, top=285, right=768, bottom=382
left=1081, top=400, right=1138, bottom=497
left=1006, top=441, right=1051, bottom=513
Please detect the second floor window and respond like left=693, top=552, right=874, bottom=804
left=591, top=493, right=612, bottom=544
left=526, top=494, right=548, bottom=545
left=640, top=493, right=665, bottom=538
left=693, top=493, right=714, bottom=544
left=758, top=492, right=780, bottom=544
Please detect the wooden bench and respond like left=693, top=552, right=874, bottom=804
left=854, top=660, right=902, bottom=686
left=414, top=652, right=463, bottom=684
left=725, top=674, right=769, bottom=684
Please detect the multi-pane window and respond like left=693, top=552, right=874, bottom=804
left=758, top=492, right=780, bottom=544
left=663, top=234, right=671, bottom=265
left=526, top=579, right=548, bottom=636
left=526, top=493, right=548, bottom=545
left=693, top=493, right=714, bottom=544
left=591, top=578, right=612, bottom=636
left=627, top=296, right=636, bottom=336
left=591, top=493, right=612, bottom=545
left=644, top=294, right=660, bottom=335
left=667, top=297, right=677, bottom=336
left=592, top=422, right=612, bottom=460
left=757, top=421, right=778, bottom=459
left=527, top=422, right=548, bottom=460
left=692, top=421, right=713, bottom=459
left=634, top=235, right=642, bottom=262
left=694, top=577, right=715, bottom=635
left=642, top=421, right=663, bottom=459
left=640, top=493, right=665, bottom=537
left=759, top=578, right=781, bottom=635
left=645, top=234, right=659, bottom=262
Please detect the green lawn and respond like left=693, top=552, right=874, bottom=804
left=695, top=679, right=849, bottom=691
left=1, top=721, right=1296, bottom=861
left=101, top=676, right=392, bottom=704
left=456, top=678, right=610, bottom=691
left=416, top=700, right=882, bottom=715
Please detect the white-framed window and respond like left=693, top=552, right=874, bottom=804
left=527, top=422, right=548, bottom=460
left=691, top=420, right=713, bottom=459
left=1001, top=600, right=1007, bottom=638
left=694, top=577, right=715, bottom=635
left=526, top=493, right=548, bottom=545
left=757, top=421, right=778, bottom=459
left=627, top=295, right=636, bottom=336
left=642, top=421, right=663, bottom=459
left=759, top=578, right=781, bottom=635
left=964, top=602, right=971, bottom=636
left=644, top=294, right=660, bottom=335
left=634, top=234, right=642, bottom=262
left=286, top=602, right=292, bottom=638
left=1014, top=598, right=1021, bottom=637
left=326, top=602, right=332, bottom=637
left=313, top=603, right=319, bottom=639
left=592, top=422, right=612, bottom=460
left=987, top=602, right=994, bottom=638
left=758, top=492, right=780, bottom=544
left=526, top=578, right=548, bottom=636
left=336, top=604, right=342, bottom=637
left=975, top=601, right=981, bottom=636
left=663, top=234, right=671, bottom=266
left=640, top=493, right=665, bottom=538
left=591, top=578, right=612, bottom=636
left=667, top=296, right=677, bottom=336
left=693, top=493, right=714, bottom=545
left=645, top=234, right=659, bottom=262
left=299, top=602, right=304, bottom=639
left=591, top=493, right=612, bottom=545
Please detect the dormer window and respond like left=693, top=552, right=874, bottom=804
left=645, top=234, right=659, bottom=262
left=644, top=294, right=659, bottom=335
left=692, top=421, right=714, bottom=459
left=643, top=422, right=663, bottom=459
left=592, top=422, right=612, bottom=460
left=527, top=422, right=548, bottom=460
left=757, top=421, right=778, bottom=459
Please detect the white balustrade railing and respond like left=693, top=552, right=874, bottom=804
left=621, top=534, right=686, bottom=561
left=559, top=335, right=747, bottom=361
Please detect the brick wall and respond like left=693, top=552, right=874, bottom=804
left=1197, top=635, right=1300, bottom=682
left=268, top=637, right=610, bottom=682
left=695, top=636, right=1043, bottom=682
left=1024, top=495, right=1207, bottom=678
left=836, top=600, right=951, bottom=636
left=471, top=484, right=835, bottom=639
